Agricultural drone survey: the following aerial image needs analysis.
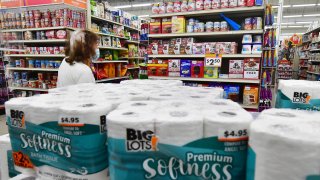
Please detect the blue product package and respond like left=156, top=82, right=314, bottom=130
left=224, top=85, right=240, bottom=102
left=255, top=0, right=263, bottom=6
left=35, top=60, right=41, bottom=68
left=21, top=72, right=28, bottom=80
left=180, top=60, right=191, bottom=77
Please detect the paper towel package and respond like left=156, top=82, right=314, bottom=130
left=275, top=80, right=320, bottom=111
left=247, top=109, right=320, bottom=180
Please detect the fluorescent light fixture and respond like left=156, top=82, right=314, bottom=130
left=114, top=5, right=131, bottom=9
left=296, top=21, right=312, bottom=24
left=281, top=23, right=292, bottom=25
left=292, top=4, right=316, bottom=7
left=287, top=25, right=304, bottom=28
left=304, top=14, right=320, bottom=17
left=132, top=3, right=151, bottom=7
left=283, top=5, right=291, bottom=7
left=281, top=33, right=304, bottom=35
left=138, top=15, right=150, bottom=17
left=283, top=15, right=303, bottom=18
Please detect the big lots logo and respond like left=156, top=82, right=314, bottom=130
left=10, top=110, right=25, bottom=129
left=292, top=92, right=311, bottom=104
left=126, top=128, right=157, bottom=152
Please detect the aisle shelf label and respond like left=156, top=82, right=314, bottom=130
left=58, top=116, right=84, bottom=127
left=205, top=54, right=222, bottom=67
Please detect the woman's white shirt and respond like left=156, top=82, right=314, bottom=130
left=57, top=58, right=95, bottom=87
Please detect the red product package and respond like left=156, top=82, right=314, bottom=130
left=238, top=0, right=247, bottom=7
left=46, top=30, right=55, bottom=39
left=247, top=0, right=254, bottom=6
left=56, top=30, right=67, bottom=39
left=191, top=60, right=204, bottom=78
left=150, top=18, right=162, bottom=34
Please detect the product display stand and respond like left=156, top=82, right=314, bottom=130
left=1, top=4, right=86, bottom=97
left=299, top=23, right=320, bottom=81
left=147, top=4, right=265, bottom=111
left=88, top=1, right=141, bottom=82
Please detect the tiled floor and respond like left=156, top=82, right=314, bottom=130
left=0, top=115, right=8, bottom=135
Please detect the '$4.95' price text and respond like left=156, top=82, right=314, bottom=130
left=224, top=129, right=248, bottom=138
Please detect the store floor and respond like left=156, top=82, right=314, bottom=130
left=0, top=115, right=8, bottom=135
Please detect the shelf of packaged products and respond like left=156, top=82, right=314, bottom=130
left=91, top=15, right=123, bottom=26
left=126, top=40, right=140, bottom=44
left=95, top=32, right=128, bottom=39
left=307, top=71, right=320, bottom=75
left=149, top=76, right=260, bottom=84
left=150, top=6, right=264, bottom=18
left=300, top=57, right=310, bottom=60
left=127, top=57, right=145, bottom=60
left=4, top=54, right=65, bottom=58
left=149, top=30, right=263, bottom=38
left=148, top=54, right=261, bottom=58
left=98, top=46, right=128, bottom=51
left=1, top=26, right=78, bottom=33
left=302, top=40, right=311, bottom=43
left=92, top=60, right=128, bottom=63
left=4, top=39, right=67, bottom=44
left=9, top=87, right=49, bottom=92
left=262, top=66, right=277, bottom=69
left=306, top=26, right=320, bottom=34
left=128, top=67, right=139, bottom=70
left=310, top=49, right=320, bottom=52
left=95, top=76, right=129, bottom=82
left=240, top=103, right=259, bottom=109
left=0, top=3, right=85, bottom=10
left=124, top=25, right=140, bottom=32
left=7, top=67, right=58, bottom=71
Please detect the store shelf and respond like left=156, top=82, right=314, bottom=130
left=91, top=16, right=123, bottom=26
left=307, top=71, right=320, bottom=75
left=128, top=67, right=139, bottom=70
left=124, top=25, right=140, bottom=32
left=148, top=76, right=260, bottom=84
left=240, top=103, right=259, bottom=109
left=149, top=30, right=263, bottom=38
left=300, top=57, right=310, bottom=60
left=98, top=46, right=128, bottom=51
left=4, top=54, right=65, bottom=58
left=309, top=60, right=320, bottom=63
left=4, top=39, right=67, bottom=44
left=95, top=32, right=128, bottom=39
left=96, top=76, right=129, bottom=82
left=92, top=60, right=128, bottom=63
left=148, top=54, right=262, bottom=58
left=9, top=87, right=49, bottom=92
left=126, top=40, right=140, bottom=44
left=262, top=66, right=277, bottom=69
left=150, top=6, right=264, bottom=18
left=7, top=67, right=58, bottom=71
left=310, top=49, right=320, bottom=52
left=1, top=26, right=77, bottom=33
left=0, top=3, right=85, bottom=11
left=127, top=57, right=144, bottom=60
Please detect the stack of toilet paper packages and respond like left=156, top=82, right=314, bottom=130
left=275, top=80, right=320, bottom=111
left=247, top=108, right=320, bottom=180
left=4, top=79, right=228, bottom=180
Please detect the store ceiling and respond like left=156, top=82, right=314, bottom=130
left=107, top=0, right=320, bottom=36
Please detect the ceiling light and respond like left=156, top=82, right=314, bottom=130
left=283, top=5, right=291, bottom=8
left=287, top=25, right=304, bottom=28
left=296, top=21, right=312, bottom=24
left=304, top=14, right=320, bottom=17
left=292, top=4, right=316, bottom=7
left=132, top=3, right=152, bottom=7
left=283, top=15, right=303, bottom=18
left=281, top=23, right=292, bottom=25
left=114, top=5, right=131, bottom=9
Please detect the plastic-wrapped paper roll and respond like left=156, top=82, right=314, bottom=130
left=117, top=101, right=158, bottom=110
left=186, top=86, right=224, bottom=99
left=149, top=92, right=181, bottom=101
left=159, top=100, right=195, bottom=109
left=201, top=108, right=253, bottom=179
left=9, top=174, right=35, bottom=180
left=247, top=109, right=320, bottom=180
left=121, top=79, right=183, bottom=86
left=107, top=109, right=156, bottom=180
left=199, top=99, right=243, bottom=111
left=155, top=108, right=203, bottom=146
left=275, top=80, right=320, bottom=111
left=0, top=134, right=14, bottom=180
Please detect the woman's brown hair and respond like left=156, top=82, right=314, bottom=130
left=65, top=30, right=99, bottom=66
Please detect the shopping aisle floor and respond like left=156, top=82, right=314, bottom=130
left=0, top=115, right=8, bottom=135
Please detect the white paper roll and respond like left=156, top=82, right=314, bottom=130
left=248, top=109, right=320, bottom=180
left=8, top=174, right=35, bottom=180
left=0, top=134, right=12, bottom=180
left=203, top=108, right=253, bottom=138
left=155, top=108, right=203, bottom=146
left=117, top=101, right=158, bottom=111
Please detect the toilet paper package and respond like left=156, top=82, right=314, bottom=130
left=275, top=80, right=320, bottom=111
left=0, top=134, right=20, bottom=180
left=6, top=94, right=112, bottom=180
left=247, top=109, right=320, bottom=180
left=9, top=174, right=35, bottom=180
left=107, top=101, right=253, bottom=180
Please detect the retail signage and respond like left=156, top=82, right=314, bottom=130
left=205, top=54, right=222, bottom=67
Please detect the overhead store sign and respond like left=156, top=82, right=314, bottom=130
left=289, top=34, right=302, bottom=46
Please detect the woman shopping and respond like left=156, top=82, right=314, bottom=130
left=57, top=30, right=99, bottom=87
